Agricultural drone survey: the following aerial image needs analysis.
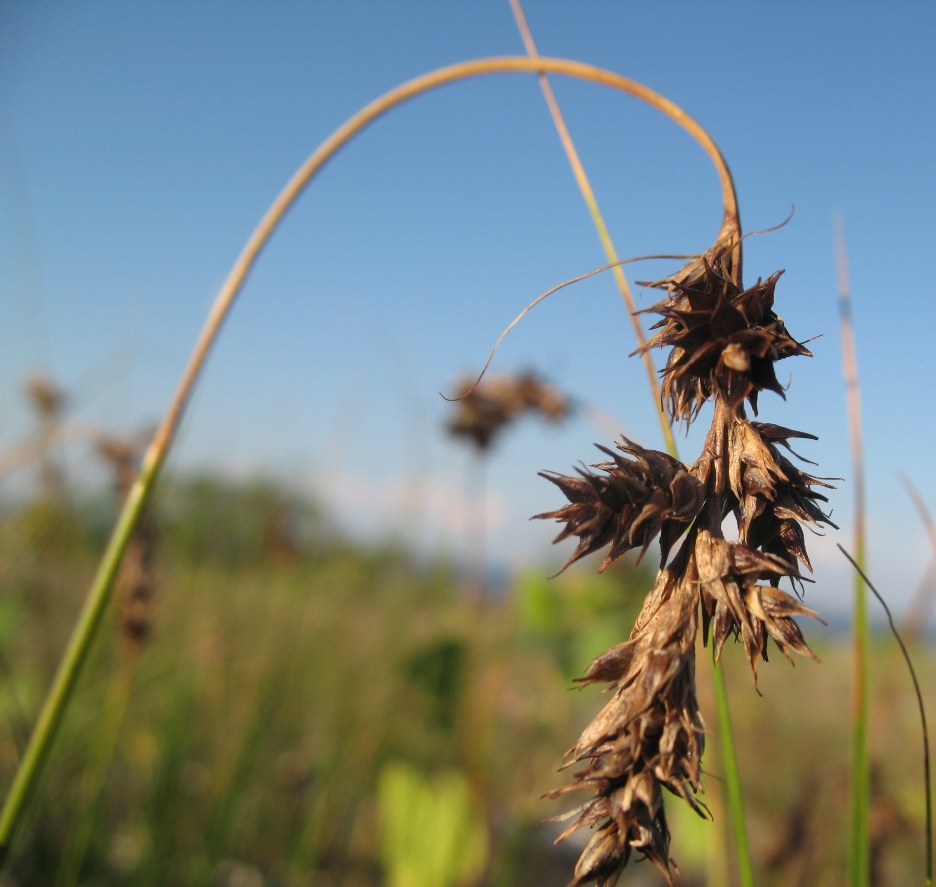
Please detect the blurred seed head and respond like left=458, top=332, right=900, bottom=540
left=96, top=433, right=157, bottom=645
left=446, top=370, right=568, bottom=451
left=24, top=373, right=66, bottom=421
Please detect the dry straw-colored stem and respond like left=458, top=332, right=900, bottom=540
left=900, top=473, right=936, bottom=640
left=509, top=0, right=677, bottom=456
left=0, top=55, right=739, bottom=858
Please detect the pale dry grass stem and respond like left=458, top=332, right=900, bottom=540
left=899, top=473, right=936, bottom=642
left=508, top=0, right=676, bottom=459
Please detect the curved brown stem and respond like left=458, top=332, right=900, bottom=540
left=0, top=55, right=740, bottom=858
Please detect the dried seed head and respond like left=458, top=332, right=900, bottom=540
left=96, top=435, right=157, bottom=645
left=547, top=563, right=704, bottom=886
left=535, top=221, right=830, bottom=884
left=535, top=439, right=704, bottom=572
left=24, top=373, right=66, bottom=420
left=447, top=371, right=568, bottom=450
left=635, top=262, right=811, bottom=425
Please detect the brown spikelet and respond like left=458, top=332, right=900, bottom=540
left=534, top=439, right=704, bottom=572
left=727, top=419, right=837, bottom=577
left=634, top=254, right=811, bottom=425
left=545, top=552, right=704, bottom=886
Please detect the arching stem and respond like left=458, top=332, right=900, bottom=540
left=0, top=55, right=740, bottom=859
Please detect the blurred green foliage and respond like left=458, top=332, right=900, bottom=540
left=378, top=762, right=488, bottom=887
left=0, top=477, right=930, bottom=886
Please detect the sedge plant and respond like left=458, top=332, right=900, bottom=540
left=0, top=54, right=833, bottom=887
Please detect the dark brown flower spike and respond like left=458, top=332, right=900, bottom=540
left=694, top=525, right=821, bottom=677
left=545, top=554, right=705, bottom=887
left=728, top=419, right=837, bottom=577
left=534, top=439, right=704, bottom=572
left=537, top=232, right=830, bottom=883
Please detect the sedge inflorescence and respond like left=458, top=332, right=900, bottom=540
left=535, top=239, right=834, bottom=885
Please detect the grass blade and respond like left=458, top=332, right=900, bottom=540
left=835, top=214, right=870, bottom=887
left=508, top=0, right=676, bottom=456
left=899, top=473, right=936, bottom=641
left=711, top=650, right=754, bottom=887
left=838, top=545, right=933, bottom=887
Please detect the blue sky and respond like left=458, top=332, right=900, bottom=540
left=1, top=1, right=935, bottom=617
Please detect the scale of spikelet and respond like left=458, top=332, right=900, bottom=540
left=634, top=262, right=811, bottom=425
left=535, top=241, right=835, bottom=886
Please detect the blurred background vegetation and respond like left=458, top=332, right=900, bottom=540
left=0, top=382, right=931, bottom=887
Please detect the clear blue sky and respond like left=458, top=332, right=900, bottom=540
left=2, top=1, right=934, bottom=617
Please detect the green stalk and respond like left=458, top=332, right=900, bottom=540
left=508, top=0, right=675, bottom=456
left=711, top=649, right=755, bottom=887
left=0, top=462, right=156, bottom=863
left=507, top=4, right=751, bottom=880
left=835, top=216, right=870, bottom=887
left=55, top=655, right=137, bottom=887
left=850, top=563, right=871, bottom=887
left=0, top=55, right=739, bottom=859
left=838, top=545, right=933, bottom=887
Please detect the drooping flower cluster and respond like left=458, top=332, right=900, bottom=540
left=447, top=370, right=567, bottom=451
left=535, top=241, right=834, bottom=885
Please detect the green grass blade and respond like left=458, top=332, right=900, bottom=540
left=839, top=545, right=932, bottom=887
left=835, top=216, right=870, bottom=887
left=0, top=465, right=156, bottom=863
left=0, top=55, right=742, bottom=861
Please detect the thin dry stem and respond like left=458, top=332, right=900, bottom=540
left=447, top=254, right=695, bottom=402
left=835, top=215, right=866, bottom=555
left=0, top=419, right=108, bottom=484
left=155, top=56, right=739, bottom=469
left=899, top=473, right=936, bottom=640
left=509, top=0, right=676, bottom=455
